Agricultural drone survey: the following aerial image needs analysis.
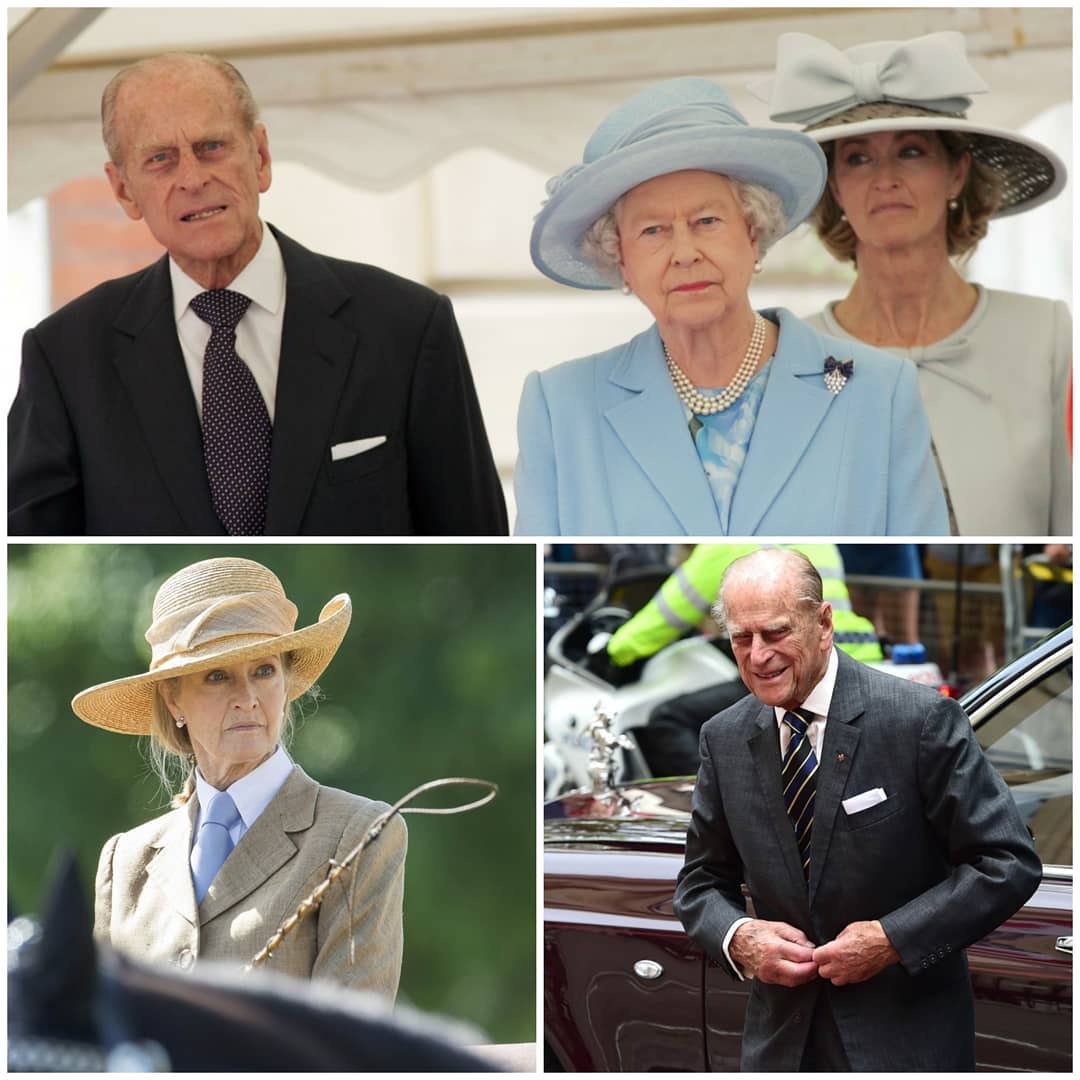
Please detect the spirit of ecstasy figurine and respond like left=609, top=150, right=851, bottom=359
left=586, top=703, right=636, bottom=798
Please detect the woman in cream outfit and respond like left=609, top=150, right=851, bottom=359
left=756, top=31, right=1070, bottom=534
left=74, top=556, right=405, bottom=995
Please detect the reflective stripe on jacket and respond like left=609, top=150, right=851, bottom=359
left=607, top=544, right=882, bottom=665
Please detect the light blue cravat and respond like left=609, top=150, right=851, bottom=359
left=191, top=791, right=242, bottom=903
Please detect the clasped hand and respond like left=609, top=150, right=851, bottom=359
left=730, top=919, right=899, bottom=987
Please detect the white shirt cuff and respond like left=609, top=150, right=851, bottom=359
left=722, top=917, right=753, bottom=982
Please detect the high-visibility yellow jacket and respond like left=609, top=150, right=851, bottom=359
left=607, top=543, right=882, bottom=665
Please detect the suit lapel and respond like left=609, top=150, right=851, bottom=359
left=728, top=311, right=837, bottom=534
left=199, top=765, right=319, bottom=924
left=746, top=702, right=808, bottom=899
left=603, top=327, right=721, bottom=533
left=808, top=652, right=865, bottom=904
left=145, top=799, right=199, bottom=927
left=264, top=228, right=358, bottom=534
left=110, top=257, right=223, bottom=533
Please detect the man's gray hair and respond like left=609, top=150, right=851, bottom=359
left=101, top=52, right=259, bottom=165
left=712, top=547, right=823, bottom=629
left=579, top=177, right=787, bottom=286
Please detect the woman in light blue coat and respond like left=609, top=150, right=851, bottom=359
left=515, top=77, right=949, bottom=537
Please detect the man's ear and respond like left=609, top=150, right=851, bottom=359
left=253, top=123, right=272, bottom=195
left=819, top=601, right=835, bottom=639
left=105, top=161, right=145, bottom=222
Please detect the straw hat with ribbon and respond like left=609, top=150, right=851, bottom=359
left=72, top=558, right=352, bottom=735
left=748, top=31, right=1066, bottom=218
left=531, top=76, right=827, bottom=290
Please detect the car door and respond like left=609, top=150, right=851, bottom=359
left=968, top=641, right=1072, bottom=1070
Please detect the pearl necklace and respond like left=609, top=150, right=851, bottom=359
left=663, top=313, right=767, bottom=415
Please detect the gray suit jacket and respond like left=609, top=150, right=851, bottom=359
left=673, top=650, right=1041, bottom=1071
left=94, top=765, right=406, bottom=997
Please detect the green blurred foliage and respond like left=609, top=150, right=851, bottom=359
left=8, top=543, right=537, bottom=1043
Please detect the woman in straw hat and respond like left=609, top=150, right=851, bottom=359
left=515, top=76, right=948, bottom=537
left=755, top=30, right=1071, bottom=534
left=73, top=556, right=406, bottom=994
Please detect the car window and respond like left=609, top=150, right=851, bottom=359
left=976, top=659, right=1072, bottom=868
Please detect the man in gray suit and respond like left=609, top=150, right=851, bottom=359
left=673, top=548, right=1040, bottom=1071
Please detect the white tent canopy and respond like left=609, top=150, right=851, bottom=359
left=8, top=5, right=1073, bottom=209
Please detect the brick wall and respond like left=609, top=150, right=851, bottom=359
left=48, top=175, right=164, bottom=312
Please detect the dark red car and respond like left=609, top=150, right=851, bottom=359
left=544, top=625, right=1072, bottom=1071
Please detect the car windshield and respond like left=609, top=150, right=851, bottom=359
left=975, top=658, right=1072, bottom=868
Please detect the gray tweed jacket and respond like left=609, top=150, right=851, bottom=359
left=673, top=649, right=1041, bottom=1071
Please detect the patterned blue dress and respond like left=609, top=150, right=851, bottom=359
left=682, top=364, right=771, bottom=533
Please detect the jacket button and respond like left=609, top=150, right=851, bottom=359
left=921, top=959, right=928, bottom=968
left=176, top=948, right=194, bottom=970
left=930, top=954, right=937, bottom=964
left=946, top=944, right=951, bottom=953
left=792, top=1010, right=803, bottom=1024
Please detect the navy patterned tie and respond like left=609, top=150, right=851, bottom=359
left=190, top=289, right=271, bottom=535
left=782, top=709, right=818, bottom=881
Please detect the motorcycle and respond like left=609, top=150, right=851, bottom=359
left=543, top=564, right=739, bottom=799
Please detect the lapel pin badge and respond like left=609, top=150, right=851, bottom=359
left=837, top=752, right=846, bottom=763
left=823, top=356, right=854, bottom=395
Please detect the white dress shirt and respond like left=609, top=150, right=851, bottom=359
left=170, top=221, right=287, bottom=422
left=192, top=743, right=294, bottom=846
left=722, top=647, right=840, bottom=979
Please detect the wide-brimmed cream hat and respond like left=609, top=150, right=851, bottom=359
left=750, top=31, right=1066, bottom=218
left=72, top=557, right=351, bottom=735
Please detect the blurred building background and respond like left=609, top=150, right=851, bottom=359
left=7, top=6, right=1073, bottom=519
left=8, top=542, right=536, bottom=1044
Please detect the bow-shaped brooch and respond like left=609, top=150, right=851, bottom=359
left=823, top=356, right=854, bottom=395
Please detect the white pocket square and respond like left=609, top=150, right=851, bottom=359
left=842, top=788, right=887, bottom=815
left=331, top=436, right=387, bottom=461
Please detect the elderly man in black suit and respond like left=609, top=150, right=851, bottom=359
left=673, top=547, right=1040, bottom=1071
left=9, top=52, right=507, bottom=536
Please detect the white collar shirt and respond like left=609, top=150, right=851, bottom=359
left=193, top=743, right=294, bottom=846
left=774, top=646, right=839, bottom=759
left=171, top=221, right=286, bottom=422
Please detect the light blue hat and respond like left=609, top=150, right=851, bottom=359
left=530, top=77, right=827, bottom=290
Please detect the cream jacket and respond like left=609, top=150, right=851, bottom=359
left=94, top=765, right=406, bottom=996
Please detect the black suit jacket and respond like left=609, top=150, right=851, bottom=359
left=9, top=226, right=507, bottom=535
left=673, top=650, right=1041, bottom=1071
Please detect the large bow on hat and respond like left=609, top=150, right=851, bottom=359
left=750, top=31, right=989, bottom=127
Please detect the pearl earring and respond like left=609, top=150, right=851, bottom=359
left=753, top=260, right=763, bottom=274
left=839, top=211, right=848, bottom=223
left=948, top=197, right=959, bottom=211
left=621, top=282, right=631, bottom=296
left=175, top=716, right=186, bottom=728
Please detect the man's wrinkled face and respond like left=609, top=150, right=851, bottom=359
left=724, top=568, right=833, bottom=711
left=105, top=61, right=271, bottom=289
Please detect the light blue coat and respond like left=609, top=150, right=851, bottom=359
left=514, top=309, right=948, bottom=536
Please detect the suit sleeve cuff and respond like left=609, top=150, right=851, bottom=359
left=722, top=917, right=753, bottom=982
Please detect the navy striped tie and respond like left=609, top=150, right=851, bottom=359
left=782, top=709, right=818, bottom=881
